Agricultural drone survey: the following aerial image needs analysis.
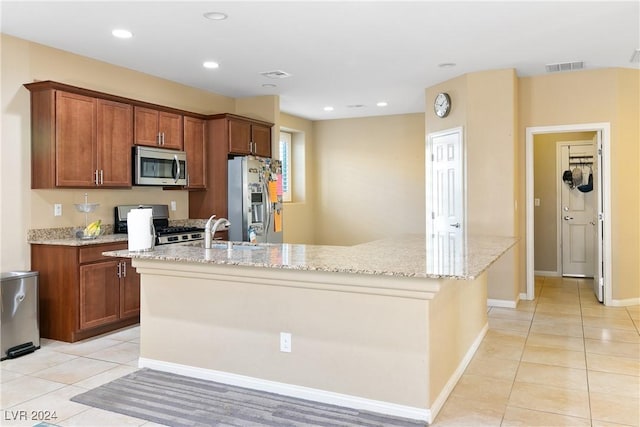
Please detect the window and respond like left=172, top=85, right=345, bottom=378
left=279, top=131, right=292, bottom=202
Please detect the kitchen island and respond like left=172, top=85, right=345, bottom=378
left=104, top=234, right=516, bottom=423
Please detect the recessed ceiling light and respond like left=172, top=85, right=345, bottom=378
left=347, top=104, right=365, bottom=108
left=203, top=12, right=228, bottom=20
left=376, top=101, right=388, bottom=107
left=323, top=106, right=334, bottom=112
left=203, top=61, right=219, bottom=69
left=438, top=63, right=456, bottom=68
left=262, top=83, right=277, bottom=88
left=112, top=29, right=133, bottom=39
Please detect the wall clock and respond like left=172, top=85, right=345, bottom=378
left=434, top=92, right=451, bottom=118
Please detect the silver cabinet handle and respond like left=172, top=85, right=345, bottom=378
left=564, top=215, right=574, bottom=220
left=100, top=170, right=104, bottom=185
left=117, top=262, right=122, bottom=278
left=122, top=261, right=127, bottom=277
left=450, top=223, right=461, bottom=228
left=94, top=170, right=99, bottom=185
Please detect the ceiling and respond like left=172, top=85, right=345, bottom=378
left=2, top=1, right=639, bottom=121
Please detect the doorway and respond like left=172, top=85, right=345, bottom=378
left=526, top=123, right=611, bottom=304
left=559, top=141, right=597, bottom=278
left=426, top=127, right=465, bottom=274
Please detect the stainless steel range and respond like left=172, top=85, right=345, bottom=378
left=114, top=204, right=204, bottom=245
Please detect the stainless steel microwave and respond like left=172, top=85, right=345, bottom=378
left=133, top=146, right=187, bottom=186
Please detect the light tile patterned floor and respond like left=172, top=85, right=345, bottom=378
left=434, top=277, right=640, bottom=426
left=1, top=276, right=638, bottom=426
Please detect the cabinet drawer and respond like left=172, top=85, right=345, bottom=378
left=79, top=242, right=127, bottom=264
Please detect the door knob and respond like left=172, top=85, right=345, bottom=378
left=563, top=215, right=573, bottom=220
left=450, top=223, right=461, bottom=228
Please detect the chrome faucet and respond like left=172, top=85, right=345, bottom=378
left=204, top=215, right=231, bottom=248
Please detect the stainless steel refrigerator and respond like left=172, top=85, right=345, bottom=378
left=228, top=156, right=283, bottom=243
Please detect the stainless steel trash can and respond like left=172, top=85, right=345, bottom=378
left=1, top=271, right=40, bottom=360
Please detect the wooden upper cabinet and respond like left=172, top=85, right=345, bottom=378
left=55, top=91, right=97, bottom=187
left=25, top=85, right=133, bottom=189
left=226, top=115, right=273, bottom=157
left=183, top=116, right=206, bottom=189
left=228, top=119, right=252, bottom=155
left=96, top=99, right=133, bottom=187
left=134, top=106, right=183, bottom=150
left=251, top=124, right=272, bottom=157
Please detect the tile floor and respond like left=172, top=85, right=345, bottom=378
left=1, top=276, right=638, bottom=426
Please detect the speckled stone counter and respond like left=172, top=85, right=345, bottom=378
left=27, top=219, right=205, bottom=247
left=104, top=234, right=515, bottom=423
left=104, top=234, right=516, bottom=279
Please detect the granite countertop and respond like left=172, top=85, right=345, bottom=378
left=27, top=226, right=129, bottom=246
left=103, top=234, right=517, bottom=280
left=27, top=219, right=208, bottom=247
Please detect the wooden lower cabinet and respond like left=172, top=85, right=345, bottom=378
left=31, top=241, right=139, bottom=342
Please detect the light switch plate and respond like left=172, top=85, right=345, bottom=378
left=170, top=201, right=177, bottom=211
left=54, top=204, right=62, bottom=216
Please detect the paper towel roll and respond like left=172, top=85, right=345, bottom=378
left=127, top=208, right=154, bottom=252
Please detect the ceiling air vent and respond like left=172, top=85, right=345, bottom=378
left=630, top=49, right=640, bottom=63
left=260, top=70, right=292, bottom=79
left=545, top=61, right=585, bottom=73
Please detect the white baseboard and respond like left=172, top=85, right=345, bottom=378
left=534, top=270, right=560, bottom=277
left=487, top=298, right=518, bottom=308
left=519, top=292, right=531, bottom=301
left=608, top=297, right=640, bottom=307
left=428, top=322, right=488, bottom=420
left=138, top=357, right=431, bottom=423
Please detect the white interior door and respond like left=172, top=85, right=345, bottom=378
left=593, top=132, right=604, bottom=301
left=426, top=127, right=465, bottom=274
left=559, top=142, right=596, bottom=278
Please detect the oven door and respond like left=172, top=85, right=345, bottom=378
left=134, top=146, right=187, bottom=186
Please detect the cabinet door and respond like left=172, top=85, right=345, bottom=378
left=228, top=119, right=251, bottom=154
left=252, top=124, right=272, bottom=157
left=79, top=260, right=120, bottom=330
left=183, top=116, right=206, bottom=189
left=134, top=106, right=160, bottom=147
left=55, top=91, right=97, bottom=187
left=119, top=259, right=140, bottom=319
left=97, top=99, right=133, bottom=187
left=158, top=111, right=183, bottom=150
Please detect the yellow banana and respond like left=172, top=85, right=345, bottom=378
left=84, top=219, right=102, bottom=236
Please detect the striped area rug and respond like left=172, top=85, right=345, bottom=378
left=71, top=369, right=426, bottom=426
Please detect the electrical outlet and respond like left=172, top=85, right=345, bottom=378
left=534, top=198, right=541, bottom=207
left=280, top=332, right=292, bottom=353
left=170, top=201, right=177, bottom=211
left=54, top=204, right=62, bottom=216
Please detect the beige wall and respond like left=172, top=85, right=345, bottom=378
left=425, top=69, right=520, bottom=303
left=533, top=132, right=596, bottom=273
left=519, top=68, right=640, bottom=301
left=0, top=34, right=270, bottom=271
left=312, top=114, right=426, bottom=246
left=279, top=113, right=317, bottom=244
